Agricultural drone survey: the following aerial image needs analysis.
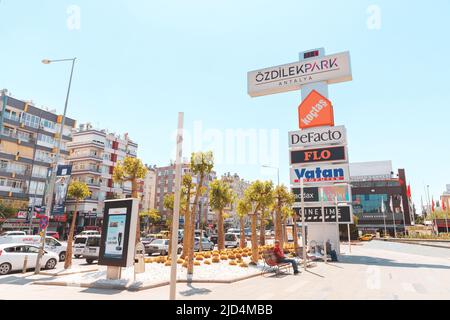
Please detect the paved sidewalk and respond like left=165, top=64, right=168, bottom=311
left=0, top=241, right=449, bottom=300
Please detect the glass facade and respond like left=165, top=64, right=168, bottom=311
left=353, top=194, right=388, bottom=214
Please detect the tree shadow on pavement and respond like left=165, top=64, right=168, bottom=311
left=339, top=255, right=450, bottom=270
left=0, top=274, right=57, bottom=286
left=179, top=283, right=212, bottom=297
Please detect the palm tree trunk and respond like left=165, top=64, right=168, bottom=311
left=131, top=179, right=140, bottom=244
left=292, top=218, right=300, bottom=252
left=239, top=216, right=245, bottom=248
left=218, top=209, right=224, bottom=251
left=188, top=175, right=204, bottom=274
left=250, top=213, right=258, bottom=265
left=259, top=216, right=266, bottom=246
left=182, top=208, right=190, bottom=258
left=275, top=203, right=283, bottom=247
left=64, top=203, right=78, bottom=269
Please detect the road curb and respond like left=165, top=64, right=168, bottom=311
left=39, top=268, right=99, bottom=277
left=377, top=239, right=450, bottom=249
left=32, top=266, right=294, bottom=291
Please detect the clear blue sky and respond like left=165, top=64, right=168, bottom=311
left=1, top=0, right=449, bottom=210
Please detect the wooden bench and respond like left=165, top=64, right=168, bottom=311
left=262, top=250, right=291, bottom=277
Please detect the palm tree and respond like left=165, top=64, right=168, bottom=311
left=209, top=179, right=235, bottom=251
left=187, top=151, right=214, bottom=274
left=236, top=198, right=251, bottom=248
left=244, top=180, right=274, bottom=265
left=273, top=185, right=295, bottom=248
left=113, top=157, right=148, bottom=243
left=65, top=181, right=91, bottom=269
left=181, top=174, right=194, bottom=258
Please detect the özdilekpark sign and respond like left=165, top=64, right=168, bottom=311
left=247, top=51, right=352, bottom=98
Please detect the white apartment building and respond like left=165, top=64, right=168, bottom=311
left=66, top=123, right=138, bottom=229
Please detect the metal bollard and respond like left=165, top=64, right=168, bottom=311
left=22, top=255, right=28, bottom=273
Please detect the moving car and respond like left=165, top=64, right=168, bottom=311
left=359, top=234, right=375, bottom=241
left=0, top=243, right=58, bottom=275
left=147, top=239, right=182, bottom=256
left=194, top=237, right=214, bottom=252
left=0, top=235, right=67, bottom=262
left=83, top=235, right=101, bottom=264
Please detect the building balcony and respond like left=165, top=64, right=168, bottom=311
left=69, top=154, right=103, bottom=162
left=0, top=167, right=31, bottom=177
left=72, top=167, right=102, bottom=175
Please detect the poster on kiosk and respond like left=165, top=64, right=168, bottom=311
left=99, top=198, right=139, bottom=268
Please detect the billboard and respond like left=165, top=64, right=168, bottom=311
left=290, top=164, right=350, bottom=185
left=294, top=206, right=353, bottom=224
left=289, top=126, right=347, bottom=149
left=290, top=145, right=347, bottom=165
left=99, top=198, right=139, bottom=268
left=292, top=185, right=351, bottom=203
left=248, top=51, right=352, bottom=97
left=298, top=90, right=334, bottom=129
left=53, top=165, right=72, bottom=216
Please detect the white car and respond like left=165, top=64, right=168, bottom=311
left=0, top=231, right=27, bottom=237
left=0, top=235, right=67, bottom=262
left=73, top=236, right=89, bottom=258
left=0, top=243, right=59, bottom=275
left=147, top=239, right=182, bottom=256
left=75, top=231, right=100, bottom=238
left=224, top=233, right=246, bottom=248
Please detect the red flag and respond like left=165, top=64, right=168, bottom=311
left=432, top=198, right=435, bottom=212
left=443, top=199, right=447, bottom=211
left=407, top=185, right=412, bottom=198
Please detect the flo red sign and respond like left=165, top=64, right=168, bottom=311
left=298, top=90, right=335, bottom=129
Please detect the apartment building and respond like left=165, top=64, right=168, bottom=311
left=66, top=123, right=138, bottom=230
left=0, top=91, right=76, bottom=232
left=221, top=172, right=251, bottom=228
left=154, top=162, right=216, bottom=228
left=140, top=165, right=157, bottom=212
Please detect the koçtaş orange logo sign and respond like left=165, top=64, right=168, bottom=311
left=298, top=90, right=335, bottom=129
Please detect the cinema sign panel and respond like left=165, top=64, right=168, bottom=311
left=293, top=205, right=353, bottom=224
left=289, top=126, right=347, bottom=149
left=248, top=51, right=352, bottom=97
left=290, top=164, right=350, bottom=185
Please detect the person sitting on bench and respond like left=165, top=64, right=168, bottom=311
left=326, top=240, right=338, bottom=262
left=273, top=240, right=300, bottom=275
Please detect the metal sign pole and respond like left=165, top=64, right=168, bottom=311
left=300, top=179, right=307, bottom=270
left=169, top=112, right=184, bottom=300
left=321, top=189, right=327, bottom=263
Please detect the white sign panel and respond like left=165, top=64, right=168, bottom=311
left=248, top=51, right=352, bottom=97
left=289, top=126, right=347, bottom=149
left=290, top=163, right=350, bottom=185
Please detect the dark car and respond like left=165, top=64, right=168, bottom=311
left=209, top=234, right=218, bottom=245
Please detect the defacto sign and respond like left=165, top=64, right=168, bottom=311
left=290, top=145, right=347, bottom=165
left=248, top=51, right=352, bottom=97
left=293, top=185, right=351, bottom=203
left=290, top=164, right=350, bottom=185
left=294, top=206, right=353, bottom=224
left=298, top=90, right=334, bottom=129
left=289, top=126, right=347, bottom=149
left=99, top=198, right=139, bottom=268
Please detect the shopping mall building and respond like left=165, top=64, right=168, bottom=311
left=350, top=161, right=414, bottom=236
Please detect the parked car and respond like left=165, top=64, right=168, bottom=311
left=0, top=231, right=27, bottom=237
left=75, top=230, right=100, bottom=238
left=73, top=236, right=89, bottom=258
left=209, top=234, right=218, bottom=245
left=227, top=228, right=240, bottom=235
left=46, top=231, right=60, bottom=240
left=0, top=243, right=58, bottom=275
left=224, top=233, right=246, bottom=248
left=0, top=235, right=67, bottom=262
left=141, top=237, right=156, bottom=254
left=147, top=239, right=182, bottom=256
left=194, top=237, right=214, bottom=252
left=83, top=235, right=101, bottom=264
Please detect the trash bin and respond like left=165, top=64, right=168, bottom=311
left=134, top=243, right=146, bottom=274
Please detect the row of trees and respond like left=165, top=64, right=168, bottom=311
left=61, top=152, right=301, bottom=273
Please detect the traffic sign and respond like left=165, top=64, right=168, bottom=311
left=39, top=216, right=49, bottom=229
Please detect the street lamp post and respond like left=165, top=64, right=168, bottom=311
left=262, top=165, right=279, bottom=186
left=35, top=58, right=77, bottom=274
